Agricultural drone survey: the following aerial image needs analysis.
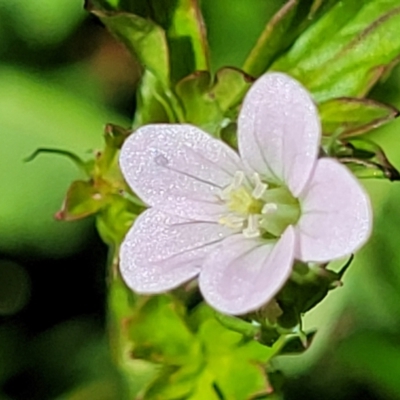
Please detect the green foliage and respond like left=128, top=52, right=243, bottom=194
left=24, top=0, right=400, bottom=399
left=243, top=0, right=339, bottom=76
left=123, top=297, right=275, bottom=399
left=271, top=1, right=400, bottom=102
left=319, top=97, right=399, bottom=138
left=332, top=138, right=400, bottom=180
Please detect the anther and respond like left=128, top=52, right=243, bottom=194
left=251, top=173, right=268, bottom=199
left=243, top=215, right=261, bottom=238
left=233, top=171, right=245, bottom=188
left=219, top=214, right=245, bottom=229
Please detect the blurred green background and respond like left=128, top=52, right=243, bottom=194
left=1, top=0, right=400, bottom=399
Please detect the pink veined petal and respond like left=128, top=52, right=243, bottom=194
left=120, top=208, right=233, bottom=294
left=120, top=124, right=244, bottom=221
left=199, top=227, right=295, bottom=315
left=238, top=72, right=320, bottom=196
left=296, top=158, right=372, bottom=262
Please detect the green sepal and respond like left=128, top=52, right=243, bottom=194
left=220, top=122, right=238, bottom=150
left=134, top=69, right=183, bottom=127
left=319, top=97, right=399, bottom=138
left=96, top=194, right=141, bottom=247
left=175, top=67, right=252, bottom=136
left=211, top=67, right=253, bottom=112
left=214, top=312, right=261, bottom=339
left=272, top=2, right=400, bottom=102
left=175, top=71, right=223, bottom=135
left=276, top=263, right=345, bottom=329
left=335, top=138, right=400, bottom=181
left=243, top=0, right=339, bottom=76
left=95, top=123, right=131, bottom=175
left=55, top=180, right=106, bottom=221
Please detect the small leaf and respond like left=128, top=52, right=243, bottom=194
left=104, top=123, right=131, bottom=149
left=95, top=124, right=131, bottom=174
left=96, top=194, right=140, bottom=246
left=319, top=97, right=399, bottom=138
left=272, top=2, right=400, bottom=101
left=243, top=0, right=339, bottom=76
left=337, top=138, right=400, bottom=181
left=57, top=180, right=105, bottom=221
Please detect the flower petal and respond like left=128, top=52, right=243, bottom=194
left=296, top=158, right=372, bottom=262
left=120, top=208, right=233, bottom=293
left=120, top=124, right=243, bottom=221
left=238, top=72, right=320, bottom=196
left=199, top=227, right=295, bottom=315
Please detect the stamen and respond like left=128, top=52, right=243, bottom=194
left=262, top=203, right=278, bottom=214
left=243, top=215, right=261, bottom=238
left=251, top=173, right=268, bottom=199
left=220, top=184, right=233, bottom=200
left=220, top=170, right=246, bottom=201
left=233, top=171, right=245, bottom=188
left=219, top=214, right=245, bottom=229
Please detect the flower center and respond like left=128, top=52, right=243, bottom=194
left=219, top=171, right=300, bottom=239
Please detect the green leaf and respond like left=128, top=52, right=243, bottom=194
left=87, top=7, right=170, bottom=86
left=161, top=0, right=210, bottom=82
left=272, top=2, right=400, bottom=102
left=87, top=0, right=210, bottom=83
left=198, top=319, right=273, bottom=400
left=335, top=138, right=400, bottom=181
left=243, top=0, right=339, bottom=76
left=128, top=295, right=200, bottom=365
left=57, top=180, right=105, bottom=221
left=319, top=97, right=399, bottom=138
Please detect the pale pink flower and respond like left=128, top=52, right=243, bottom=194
left=119, top=73, right=372, bottom=315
